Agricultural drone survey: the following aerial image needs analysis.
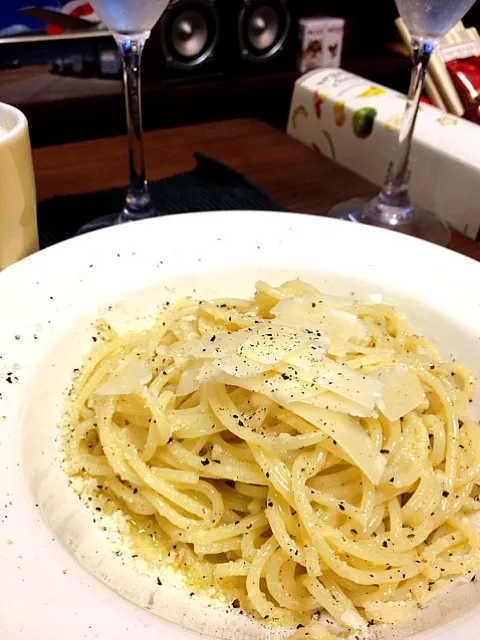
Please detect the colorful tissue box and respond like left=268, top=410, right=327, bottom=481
left=288, top=68, right=480, bottom=241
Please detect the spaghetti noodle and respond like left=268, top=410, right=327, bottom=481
left=63, top=280, right=480, bottom=638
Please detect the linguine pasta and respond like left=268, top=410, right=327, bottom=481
left=63, top=280, right=480, bottom=638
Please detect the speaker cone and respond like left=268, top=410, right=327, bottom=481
left=239, top=0, right=290, bottom=61
left=162, top=1, right=219, bottom=69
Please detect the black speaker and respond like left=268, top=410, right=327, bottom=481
left=145, top=0, right=222, bottom=81
left=143, top=0, right=297, bottom=82
left=232, top=0, right=297, bottom=72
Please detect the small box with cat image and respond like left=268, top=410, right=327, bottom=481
left=298, top=17, right=345, bottom=74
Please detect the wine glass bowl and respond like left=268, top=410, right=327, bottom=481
left=329, top=0, right=476, bottom=246
left=89, top=0, right=169, bottom=36
left=399, top=0, right=475, bottom=41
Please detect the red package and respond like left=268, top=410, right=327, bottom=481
left=420, top=96, right=433, bottom=106
left=446, top=56, right=480, bottom=124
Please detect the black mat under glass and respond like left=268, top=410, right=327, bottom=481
left=37, top=153, right=287, bottom=249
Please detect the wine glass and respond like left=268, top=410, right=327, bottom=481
left=78, top=0, right=171, bottom=234
left=329, top=0, right=476, bottom=246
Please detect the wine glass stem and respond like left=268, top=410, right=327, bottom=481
left=118, top=36, right=155, bottom=221
left=378, top=39, right=434, bottom=220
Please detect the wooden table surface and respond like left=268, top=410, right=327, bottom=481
left=33, top=118, right=479, bottom=261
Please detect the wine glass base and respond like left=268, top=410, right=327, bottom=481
left=329, top=198, right=451, bottom=247
left=76, top=212, right=124, bottom=236
left=76, top=208, right=159, bottom=236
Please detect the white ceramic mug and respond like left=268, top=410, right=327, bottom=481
left=0, top=102, right=38, bottom=270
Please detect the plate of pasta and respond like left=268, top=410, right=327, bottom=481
left=1, top=210, right=480, bottom=640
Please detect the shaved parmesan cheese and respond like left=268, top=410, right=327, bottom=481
left=177, top=316, right=201, bottom=342
left=200, top=354, right=271, bottom=379
left=241, top=372, right=325, bottom=405
left=270, top=296, right=319, bottom=321
left=278, top=360, right=382, bottom=410
left=328, top=308, right=369, bottom=343
left=185, top=330, right=249, bottom=359
left=287, top=403, right=386, bottom=485
left=302, top=391, right=376, bottom=418
left=169, top=303, right=383, bottom=418
left=197, top=371, right=323, bottom=405
left=270, top=296, right=369, bottom=353
left=176, top=361, right=204, bottom=396
left=377, top=366, right=426, bottom=421
left=95, top=357, right=152, bottom=396
left=238, top=324, right=310, bottom=365
left=284, top=343, right=329, bottom=371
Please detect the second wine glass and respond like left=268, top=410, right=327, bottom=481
left=329, top=0, right=476, bottom=246
left=78, top=0, right=170, bottom=234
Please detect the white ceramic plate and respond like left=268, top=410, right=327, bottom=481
left=1, top=211, right=480, bottom=640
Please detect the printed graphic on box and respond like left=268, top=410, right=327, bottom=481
left=299, top=18, right=345, bottom=74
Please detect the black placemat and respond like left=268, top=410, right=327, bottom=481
left=37, top=153, right=288, bottom=249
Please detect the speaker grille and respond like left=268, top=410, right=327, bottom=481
left=239, top=0, right=290, bottom=61
left=162, top=0, right=219, bottom=69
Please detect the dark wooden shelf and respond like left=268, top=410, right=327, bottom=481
left=0, top=50, right=411, bottom=147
